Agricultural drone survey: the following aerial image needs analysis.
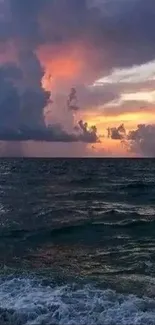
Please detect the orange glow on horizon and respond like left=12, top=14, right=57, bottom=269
left=81, top=110, right=155, bottom=133
left=80, top=109, right=155, bottom=156
left=86, top=138, right=134, bottom=157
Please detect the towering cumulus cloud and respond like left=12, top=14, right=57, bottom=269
left=0, top=0, right=155, bottom=156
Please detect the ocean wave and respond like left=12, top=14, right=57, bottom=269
left=0, top=216, right=155, bottom=242
left=92, top=217, right=155, bottom=228
left=120, top=181, right=155, bottom=190
left=0, top=277, right=155, bottom=324
left=0, top=209, right=155, bottom=239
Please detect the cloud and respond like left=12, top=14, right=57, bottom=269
left=0, top=119, right=99, bottom=143
left=76, top=84, right=119, bottom=111
left=90, top=60, right=155, bottom=117
left=95, top=60, right=155, bottom=86
left=108, top=123, right=126, bottom=140
left=70, top=59, right=155, bottom=118
left=106, top=122, right=155, bottom=157
left=67, top=88, right=79, bottom=111
left=0, top=60, right=50, bottom=130
left=9, top=0, right=46, bottom=47
left=127, top=124, right=155, bottom=157
left=0, top=63, right=99, bottom=143
left=2, top=0, right=155, bottom=93
left=103, top=99, right=155, bottom=117
left=3, top=0, right=155, bottom=72
left=77, top=120, right=99, bottom=142
left=0, top=64, right=21, bottom=130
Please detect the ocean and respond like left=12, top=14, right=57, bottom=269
left=0, top=158, right=155, bottom=324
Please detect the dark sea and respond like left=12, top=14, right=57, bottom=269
left=0, top=159, right=155, bottom=324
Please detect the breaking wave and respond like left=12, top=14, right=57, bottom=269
left=1, top=277, right=155, bottom=325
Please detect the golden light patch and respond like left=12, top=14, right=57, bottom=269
left=78, top=109, right=155, bottom=156
left=122, top=91, right=155, bottom=103
left=81, top=110, right=155, bottom=134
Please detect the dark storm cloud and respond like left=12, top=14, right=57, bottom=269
left=0, top=120, right=99, bottom=143
left=1, top=0, right=45, bottom=45
left=1, top=0, right=155, bottom=69
left=0, top=60, right=50, bottom=130
left=0, top=1, right=51, bottom=134
left=5, top=0, right=155, bottom=70
left=0, top=64, right=21, bottom=129
left=17, top=51, right=50, bottom=130
left=5, top=0, right=87, bottom=47
left=95, top=0, right=155, bottom=67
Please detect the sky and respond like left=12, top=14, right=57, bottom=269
left=0, top=0, right=155, bottom=157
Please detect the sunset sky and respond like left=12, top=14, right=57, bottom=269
left=0, top=0, right=155, bottom=157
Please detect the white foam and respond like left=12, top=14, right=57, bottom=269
left=0, top=278, right=155, bottom=324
